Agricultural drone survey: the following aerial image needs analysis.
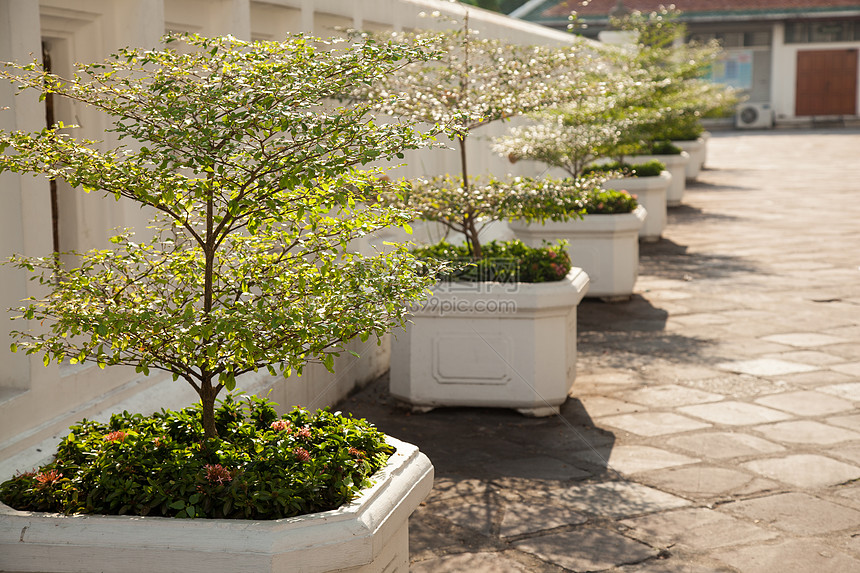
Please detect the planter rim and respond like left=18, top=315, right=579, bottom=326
left=0, top=435, right=432, bottom=563
left=604, top=170, right=671, bottom=188
left=509, top=205, right=646, bottom=235
left=413, top=267, right=590, bottom=316
left=626, top=151, right=690, bottom=166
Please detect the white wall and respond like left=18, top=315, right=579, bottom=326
left=0, top=0, right=577, bottom=472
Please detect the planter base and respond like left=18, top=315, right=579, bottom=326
left=509, top=206, right=646, bottom=299
left=390, top=269, right=590, bottom=415
left=626, top=153, right=689, bottom=207
left=0, top=437, right=432, bottom=573
left=603, top=172, right=670, bottom=242
left=673, top=138, right=705, bottom=180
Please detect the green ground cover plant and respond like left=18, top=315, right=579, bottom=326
left=1, top=396, right=389, bottom=519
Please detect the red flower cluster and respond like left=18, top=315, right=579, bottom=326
left=294, top=447, right=311, bottom=462
left=348, top=447, right=365, bottom=459
left=103, top=431, right=128, bottom=443
left=295, top=427, right=312, bottom=440
left=34, top=469, right=62, bottom=489
left=203, top=463, right=233, bottom=486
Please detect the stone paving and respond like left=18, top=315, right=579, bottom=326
left=337, top=129, right=860, bottom=572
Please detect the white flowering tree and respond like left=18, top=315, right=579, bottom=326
left=492, top=73, right=642, bottom=178
left=0, top=33, right=443, bottom=439
left=613, top=6, right=739, bottom=143
left=359, top=14, right=595, bottom=259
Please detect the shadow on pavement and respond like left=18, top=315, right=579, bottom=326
left=640, top=238, right=760, bottom=281
left=337, top=372, right=616, bottom=484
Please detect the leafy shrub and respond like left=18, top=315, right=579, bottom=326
left=580, top=189, right=639, bottom=215
left=642, top=141, right=683, bottom=155
left=653, top=116, right=705, bottom=141
left=583, top=160, right=665, bottom=178
left=413, top=240, right=571, bottom=283
left=0, top=396, right=392, bottom=520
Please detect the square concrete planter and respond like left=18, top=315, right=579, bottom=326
left=673, top=138, right=706, bottom=180
left=701, top=131, right=711, bottom=168
left=390, top=268, right=590, bottom=417
left=602, top=172, right=670, bottom=242
left=0, top=436, right=433, bottom=573
left=509, top=205, right=646, bottom=301
left=626, top=152, right=689, bottom=207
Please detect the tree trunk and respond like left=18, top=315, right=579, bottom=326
left=200, top=377, right=218, bottom=439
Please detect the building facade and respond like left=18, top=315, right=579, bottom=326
left=512, top=0, right=860, bottom=125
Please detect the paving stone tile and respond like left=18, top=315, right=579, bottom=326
left=512, top=528, right=657, bottom=571
left=731, top=477, right=784, bottom=497
left=754, top=390, right=854, bottom=416
left=663, top=364, right=726, bottom=382
left=429, top=496, right=499, bottom=536
left=713, top=339, right=794, bottom=357
left=713, top=539, right=860, bottom=573
left=618, top=384, right=725, bottom=408
left=763, top=350, right=846, bottom=366
left=574, top=369, right=644, bottom=389
left=777, top=369, right=856, bottom=386
left=573, top=445, right=699, bottom=475
left=751, top=420, right=860, bottom=445
left=620, top=507, right=777, bottom=550
left=426, top=477, right=489, bottom=503
left=827, top=413, right=860, bottom=432
left=668, top=313, right=731, bottom=326
left=831, top=361, right=860, bottom=377
left=410, top=552, right=534, bottom=573
left=576, top=395, right=647, bottom=417
left=825, top=344, right=860, bottom=361
left=742, top=454, right=860, bottom=488
left=824, top=444, right=860, bottom=466
left=599, top=412, right=712, bottom=437
left=499, top=501, right=588, bottom=538
left=613, top=559, right=735, bottom=573
left=683, top=375, right=790, bottom=398
left=716, top=358, right=819, bottom=376
left=485, top=456, right=592, bottom=481
left=678, top=401, right=793, bottom=426
left=833, top=482, right=860, bottom=510
left=666, top=431, right=785, bottom=459
left=546, top=480, right=690, bottom=519
left=818, top=382, right=860, bottom=402
left=828, top=325, right=860, bottom=339
left=762, top=332, right=848, bottom=347
left=638, top=464, right=757, bottom=499
left=722, top=492, right=860, bottom=535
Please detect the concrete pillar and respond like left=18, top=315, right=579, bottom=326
left=0, top=0, right=53, bottom=391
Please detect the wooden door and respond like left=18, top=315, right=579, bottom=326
left=796, top=49, right=858, bottom=116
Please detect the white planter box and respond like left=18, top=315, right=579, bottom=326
left=672, top=138, right=706, bottom=180
left=602, top=172, right=670, bottom=242
left=509, top=206, right=646, bottom=300
left=390, top=268, right=590, bottom=416
left=0, top=436, right=433, bottom=573
left=626, top=152, right=689, bottom=207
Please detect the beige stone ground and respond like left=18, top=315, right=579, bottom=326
left=339, top=128, right=860, bottom=572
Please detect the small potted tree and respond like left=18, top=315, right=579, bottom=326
left=0, top=33, right=441, bottom=573
left=613, top=6, right=737, bottom=190
left=492, top=92, right=647, bottom=299
left=584, top=159, right=669, bottom=241
left=358, top=17, right=592, bottom=415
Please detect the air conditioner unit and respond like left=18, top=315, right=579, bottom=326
left=736, top=103, right=774, bottom=129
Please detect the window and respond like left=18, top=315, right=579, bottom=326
left=786, top=20, right=860, bottom=43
